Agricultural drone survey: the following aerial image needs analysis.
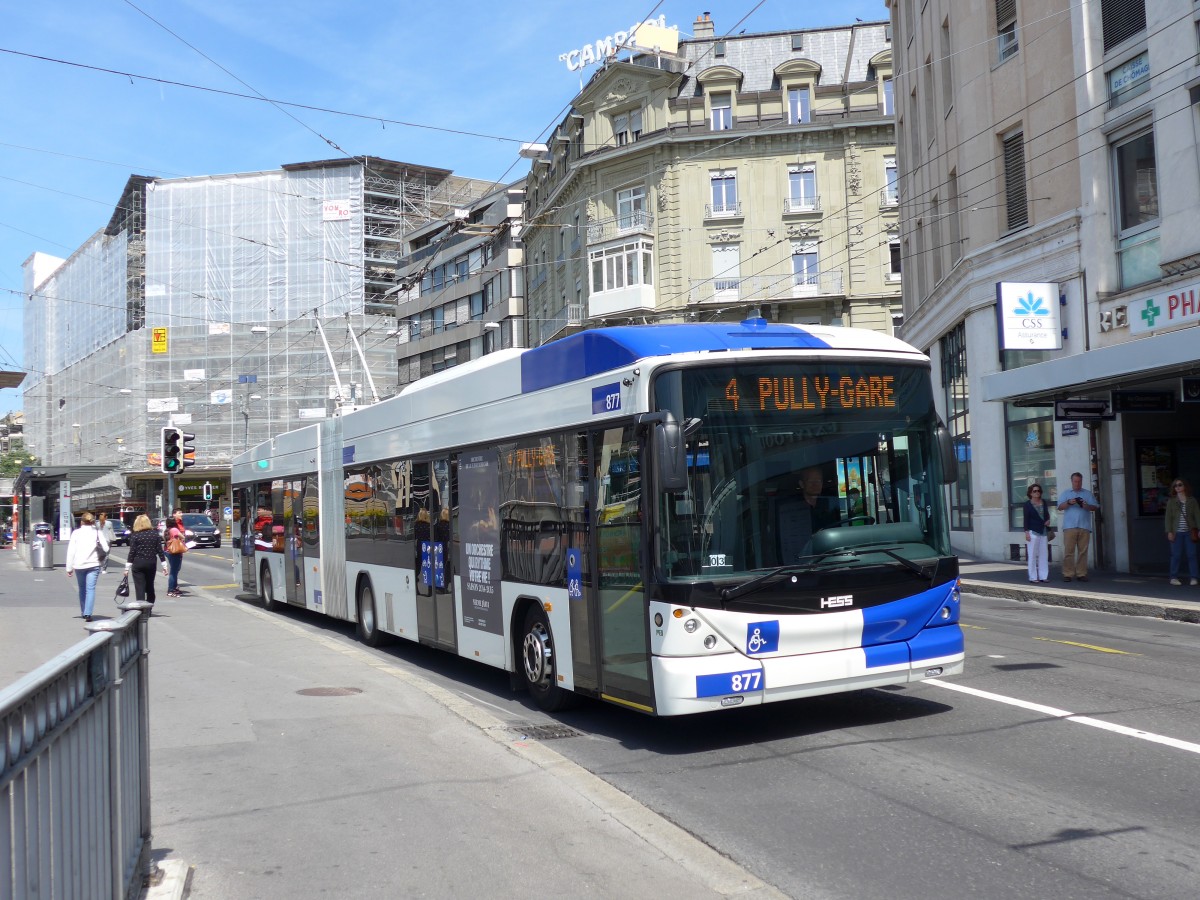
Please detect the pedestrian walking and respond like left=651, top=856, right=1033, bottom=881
left=65, top=511, right=109, bottom=621
left=165, top=508, right=188, bottom=597
left=98, top=512, right=116, bottom=555
left=1023, top=483, right=1053, bottom=583
left=126, top=514, right=169, bottom=605
left=1056, top=472, right=1100, bottom=582
left=1164, top=477, right=1200, bottom=587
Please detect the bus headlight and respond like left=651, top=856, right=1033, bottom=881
left=684, top=618, right=699, bottom=633
left=703, top=635, right=717, bottom=649
left=940, top=606, right=951, bottom=619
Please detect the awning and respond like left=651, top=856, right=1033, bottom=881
left=982, top=325, right=1200, bottom=403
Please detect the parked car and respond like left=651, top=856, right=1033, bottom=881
left=159, top=513, right=222, bottom=548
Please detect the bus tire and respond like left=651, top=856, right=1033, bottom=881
left=520, top=605, right=576, bottom=712
left=260, top=563, right=280, bottom=612
left=356, top=580, right=386, bottom=647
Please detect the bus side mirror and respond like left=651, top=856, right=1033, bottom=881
left=654, top=415, right=688, bottom=493
left=936, top=422, right=958, bottom=485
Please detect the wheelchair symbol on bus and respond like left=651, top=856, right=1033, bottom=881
left=746, top=620, right=779, bottom=655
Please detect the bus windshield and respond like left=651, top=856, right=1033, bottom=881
left=652, top=361, right=952, bottom=588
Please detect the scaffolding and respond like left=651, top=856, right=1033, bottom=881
left=21, top=156, right=487, bottom=470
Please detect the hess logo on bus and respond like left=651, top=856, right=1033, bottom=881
left=820, top=594, right=854, bottom=609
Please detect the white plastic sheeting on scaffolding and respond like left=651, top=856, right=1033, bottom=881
left=22, top=231, right=129, bottom=387
left=144, top=165, right=365, bottom=328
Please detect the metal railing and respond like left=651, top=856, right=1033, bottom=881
left=587, top=210, right=654, bottom=243
left=879, top=188, right=900, bottom=208
left=688, top=270, right=845, bottom=305
left=784, top=196, right=821, bottom=213
left=704, top=202, right=743, bottom=219
left=2, top=603, right=154, bottom=900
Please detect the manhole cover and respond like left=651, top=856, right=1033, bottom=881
left=510, top=723, right=583, bottom=741
left=296, top=687, right=363, bottom=697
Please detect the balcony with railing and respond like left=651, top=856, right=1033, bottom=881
left=879, top=187, right=900, bottom=208
left=587, top=210, right=654, bottom=243
left=704, top=201, right=743, bottom=220
left=688, top=270, right=844, bottom=305
left=783, top=196, right=821, bottom=215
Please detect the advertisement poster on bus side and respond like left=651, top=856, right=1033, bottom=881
left=459, top=449, right=503, bottom=634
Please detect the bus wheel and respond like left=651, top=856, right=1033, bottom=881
left=260, top=564, right=280, bottom=612
left=520, top=606, right=576, bottom=712
left=357, top=581, right=385, bottom=647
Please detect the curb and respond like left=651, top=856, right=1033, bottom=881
left=142, top=859, right=193, bottom=900
left=961, top=580, right=1200, bottom=624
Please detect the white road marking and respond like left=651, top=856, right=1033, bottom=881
left=929, top=680, right=1200, bottom=756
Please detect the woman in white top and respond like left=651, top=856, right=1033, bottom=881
left=66, top=511, right=110, bottom=622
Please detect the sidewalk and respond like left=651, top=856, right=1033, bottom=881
left=0, top=549, right=785, bottom=900
left=959, top=554, right=1200, bottom=624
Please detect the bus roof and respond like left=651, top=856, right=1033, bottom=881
left=518, top=319, right=917, bottom=392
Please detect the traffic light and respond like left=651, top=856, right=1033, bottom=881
left=181, top=430, right=196, bottom=469
left=160, top=427, right=182, bottom=473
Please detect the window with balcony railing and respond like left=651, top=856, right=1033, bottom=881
left=709, top=170, right=739, bottom=217
left=786, top=164, right=818, bottom=212
left=616, top=185, right=646, bottom=232
left=792, top=243, right=820, bottom=293
left=882, top=157, right=899, bottom=206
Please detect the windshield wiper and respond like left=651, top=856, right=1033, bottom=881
left=718, top=546, right=933, bottom=604
left=720, top=549, right=856, bottom=604
left=874, top=546, right=933, bottom=580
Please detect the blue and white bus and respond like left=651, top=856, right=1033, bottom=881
left=231, top=319, right=964, bottom=716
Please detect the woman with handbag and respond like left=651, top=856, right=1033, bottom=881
left=165, top=508, right=188, bottom=597
left=1164, top=477, right=1200, bottom=587
left=127, top=514, right=169, bottom=605
left=1023, top=483, right=1053, bottom=584
left=65, top=511, right=110, bottom=622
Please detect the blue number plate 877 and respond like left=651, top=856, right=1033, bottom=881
left=696, top=669, right=764, bottom=697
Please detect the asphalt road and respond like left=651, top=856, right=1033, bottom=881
left=8, top=549, right=1200, bottom=898
left=276, top=587, right=1200, bottom=900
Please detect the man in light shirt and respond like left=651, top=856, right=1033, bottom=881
left=1057, top=471, right=1099, bottom=582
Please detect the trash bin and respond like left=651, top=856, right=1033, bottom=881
left=31, top=537, right=54, bottom=570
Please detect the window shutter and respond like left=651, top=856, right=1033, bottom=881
left=995, top=0, right=1015, bottom=27
left=630, top=109, right=642, bottom=132
left=1003, top=132, right=1028, bottom=230
left=1101, top=0, right=1146, bottom=53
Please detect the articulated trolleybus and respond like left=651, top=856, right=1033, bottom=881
left=231, top=319, right=963, bottom=716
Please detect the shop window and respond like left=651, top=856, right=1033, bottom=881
left=941, top=322, right=972, bottom=530
left=1005, top=405, right=1056, bottom=529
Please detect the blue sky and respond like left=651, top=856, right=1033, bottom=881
left=0, top=0, right=891, bottom=416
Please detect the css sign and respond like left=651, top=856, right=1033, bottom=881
left=996, top=281, right=1063, bottom=350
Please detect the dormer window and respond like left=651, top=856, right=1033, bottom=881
left=711, top=92, right=732, bottom=131
left=788, top=87, right=811, bottom=124
left=613, top=109, right=643, bottom=147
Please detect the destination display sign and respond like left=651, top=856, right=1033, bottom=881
left=722, top=374, right=898, bottom=413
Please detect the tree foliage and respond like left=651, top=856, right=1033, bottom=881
left=0, top=438, right=39, bottom=476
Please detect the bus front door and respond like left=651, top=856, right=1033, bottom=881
left=592, top=426, right=653, bottom=712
